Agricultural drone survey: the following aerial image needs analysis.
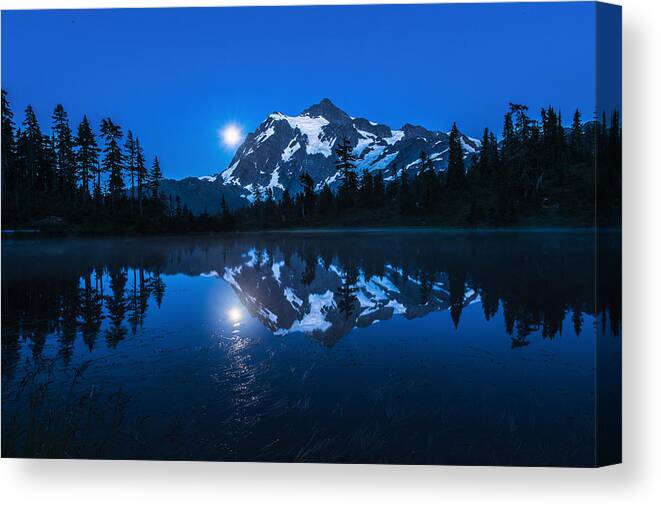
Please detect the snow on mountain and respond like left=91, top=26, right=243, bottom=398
left=215, top=98, right=481, bottom=201
left=162, top=99, right=481, bottom=210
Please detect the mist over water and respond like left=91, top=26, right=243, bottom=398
left=1, top=230, right=620, bottom=465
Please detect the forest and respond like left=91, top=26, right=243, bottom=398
left=1, top=90, right=621, bottom=233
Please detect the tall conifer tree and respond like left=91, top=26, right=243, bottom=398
left=74, top=115, right=98, bottom=202
left=1, top=90, right=16, bottom=190
left=148, top=156, right=163, bottom=198
left=100, top=118, right=124, bottom=208
left=446, top=123, right=466, bottom=189
left=135, top=137, right=146, bottom=214
left=124, top=130, right=137, bottom=201
left=51, top=104, right=76, bottom=198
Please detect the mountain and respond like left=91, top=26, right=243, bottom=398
left=163, top=98, right=480, bottom=210
left=159, top=176, right=244, bottom=215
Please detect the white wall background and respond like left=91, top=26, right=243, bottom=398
left=1, top=1, right=659, bottom=505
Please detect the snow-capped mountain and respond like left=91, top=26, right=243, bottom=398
left=209, top=98, right=481, bottom=202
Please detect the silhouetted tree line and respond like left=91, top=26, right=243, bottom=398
left=233, top=231, right=621, bottom=347
left=236, top=104, right=621, bottom=228
left=3, top=93, right=620, bottom=231
left=1, top=90, right=208, bottom=233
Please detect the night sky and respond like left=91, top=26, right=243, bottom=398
left=2, top=3, right=603, bottom=179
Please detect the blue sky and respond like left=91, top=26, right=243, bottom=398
left=2, top=3, right=604, bottom=179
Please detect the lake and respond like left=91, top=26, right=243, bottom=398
left=1, top=230, right=621, bottom=465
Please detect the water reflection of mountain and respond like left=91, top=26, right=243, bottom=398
left=2, top=231, right=621, bottom=374
left=223, top=248, right=480, bottom=346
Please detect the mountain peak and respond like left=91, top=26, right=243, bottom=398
left=203, top=101, right=480, bottom=205
left=302, top=98, right=352, bottom=125
left=401, top=123, right=437, bottom=139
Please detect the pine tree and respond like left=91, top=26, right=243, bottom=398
left=74, top=115, right=98, bottom=202
left=488, top=132, right=499, bottom=173
left=41, top=134, right=57, bottom=194
left=220, top=194, right=232, bottom=227
left=21, top=105, right=45, bottom=191
left=135, top=137, right=147, bottom=214
left=446, top=122, right=466, bottom=189
left=92, top=159, right=104, bottom=203
left=148, top=156, right=163, bottom=198
left=570, top=109, right=582, bottom=158
left=100, top=118, right=124, bottom=208
left=298, top=171, right=315, bottom=218
left=510, top=103, right=531, bottom=143
left=1, top=90, right=16, bottom=191
left=51, top=105, right=77, bottom=199
left=335, top=136, right=357, bottom=206
left=124, top=130, right=137, bottom=201
left=477, top=128, right=491, bottom=178
left=418, top=150, right=438, bottom=208
left=502, top=111, right=515, bottom=163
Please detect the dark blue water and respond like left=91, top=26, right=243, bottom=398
left=1, top=230, right=621, bottom=465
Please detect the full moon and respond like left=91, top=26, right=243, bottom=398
left=220, top=123, right=243, bottom=149
left=227, top=307, right=242, bottom=322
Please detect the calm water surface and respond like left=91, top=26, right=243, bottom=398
left=1, top=230, right=621, bottom=465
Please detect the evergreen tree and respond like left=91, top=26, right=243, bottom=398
left=476, top=128, right=491, bottom=178
left=148, top=156, right=163, bottom=198
left=570, top=109, right=582, bottom=158
left=488, top=132, right=499, bottom=173
left=51, top=104, right=77, bottom=198
left=446, top=122, right=466, bottom=189
left=335, top=136, right=357, bottom=181
left=298, top=171, right=315, bottom=218
left=124, top=130, right=137, bottom=201
left=100, top=118, right=124, bottom=208
left=502, top=111, right=515, bottom=163
left=135, top=137, right=147, bottom=214
left=21, top=105, right=45, bottom=191
left=510, top=103, right=531, bottom=143
left=219, top=194, right=232, bottom=228
left=74, top=115, right=98, bottom=202
left=418, top=150, right=438, bottom=208
left=1, top=90, right=16, bottom=191
left=335, top=136, right=357, bottom=206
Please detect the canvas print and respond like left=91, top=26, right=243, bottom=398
left=1, top=2, right=621, bottom=466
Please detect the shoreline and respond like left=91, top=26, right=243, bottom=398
left=1, top=224, right=621, bottom=240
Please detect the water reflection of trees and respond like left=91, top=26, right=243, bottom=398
left=2, top=246, right=167, bottom=377
left=241, top=232, right=621, bottom=348
left=1, top=233, right=621, bottom=375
